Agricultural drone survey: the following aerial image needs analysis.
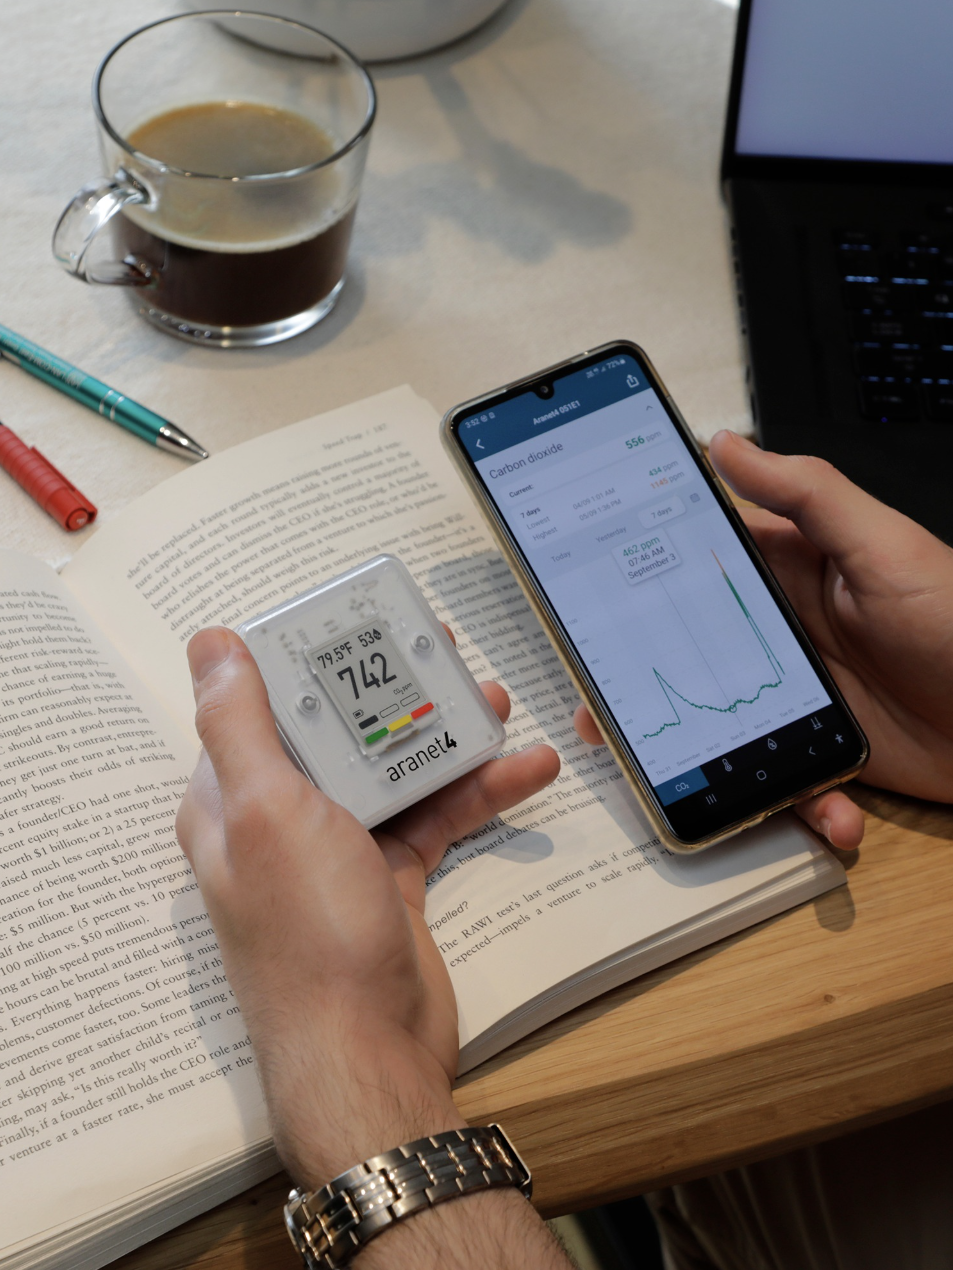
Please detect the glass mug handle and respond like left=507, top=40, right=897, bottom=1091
left=52, top=171, right=153, bottom=286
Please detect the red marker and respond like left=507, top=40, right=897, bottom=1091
left=0, top=422, right=97, bottom=531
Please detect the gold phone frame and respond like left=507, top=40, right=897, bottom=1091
left=440, top=339, right=868, bottom=852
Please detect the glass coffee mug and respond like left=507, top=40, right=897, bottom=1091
left=53, top=12, right=376, bottom=347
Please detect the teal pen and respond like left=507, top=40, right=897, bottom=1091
left=0, top=323, right=208, bottom=462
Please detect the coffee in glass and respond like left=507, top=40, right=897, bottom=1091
left=53, top=13, right=376, bottom=347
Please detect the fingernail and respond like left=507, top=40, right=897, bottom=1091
left=818, top=817, right=833, bottom=842
left=725, top=430, right=758, bottom=450
left=188, top=628, right=232, bottom=687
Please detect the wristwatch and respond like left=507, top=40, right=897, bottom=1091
left=284, top=1124, right=532, bottom=1268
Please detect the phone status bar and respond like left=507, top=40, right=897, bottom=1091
left=458, top=353, right=650, bottom=461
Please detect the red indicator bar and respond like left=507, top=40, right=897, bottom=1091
left=411, top=702, right=434, bottom=720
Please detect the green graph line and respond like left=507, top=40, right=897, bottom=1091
left=714, top=551, right=784, bottom=681
left=641, top=552, right=784, bottom=741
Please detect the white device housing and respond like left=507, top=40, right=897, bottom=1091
left=237, top=555, right=506, bottom=828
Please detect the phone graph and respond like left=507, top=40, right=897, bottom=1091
left=642, top=552, right=784, bottom=741
left=477, top=379, right=830, bottom=788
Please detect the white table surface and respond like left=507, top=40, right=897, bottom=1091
left=1, top=0, right=747, bottom=569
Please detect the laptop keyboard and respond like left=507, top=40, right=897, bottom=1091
left=837, top=228, right=953, bottom=422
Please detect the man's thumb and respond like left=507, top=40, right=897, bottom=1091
left=187, top=627, right=287, bottom=799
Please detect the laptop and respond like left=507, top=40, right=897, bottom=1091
left=721, top=0, right=953, bottom=543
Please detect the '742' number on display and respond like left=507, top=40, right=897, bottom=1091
left=338, top=653, right=396, bottom=699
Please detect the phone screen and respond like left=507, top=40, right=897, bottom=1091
left=450, top=345, right=866, bottom=842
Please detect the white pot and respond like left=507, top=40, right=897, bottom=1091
left=210, top=0, right=512, bottom=61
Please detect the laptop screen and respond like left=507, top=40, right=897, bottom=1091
left=734, top=0, right=953, bottom=166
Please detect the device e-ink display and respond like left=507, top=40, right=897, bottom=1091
left=305, top=624, right=435, bottom=751
left=237, top=555, right=506, bottom=828
left=443, top=341, right=867, bottom=848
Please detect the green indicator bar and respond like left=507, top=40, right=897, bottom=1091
left=365, top=728, right=389, bottom=746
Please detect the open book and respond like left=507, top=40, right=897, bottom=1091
left=0, top=387, right=844, bottom=1270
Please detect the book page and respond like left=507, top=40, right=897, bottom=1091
left=63, top=388, right=836, bottom=1059
left=0, top=551, right=269, bottom=1248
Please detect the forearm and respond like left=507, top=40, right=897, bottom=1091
left=354, top=1188, right=573, bottom=1270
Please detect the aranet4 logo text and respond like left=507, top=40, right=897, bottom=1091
left=386, top=731, right=458, bottom=782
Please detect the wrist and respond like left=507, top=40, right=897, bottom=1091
left=351, top=1189, right=553, bottom=1270
left=285, top=1097, right=467, bottom=1191
left=265, top=1030, right=464, bottom=1188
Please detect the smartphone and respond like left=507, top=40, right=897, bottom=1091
left=441, top=340, right=868, bottom=852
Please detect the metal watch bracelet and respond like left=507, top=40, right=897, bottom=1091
left=284, top=1124, right=532, bottom=1269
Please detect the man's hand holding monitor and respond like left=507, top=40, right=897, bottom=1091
left=441, top=341, right=869, bottom=851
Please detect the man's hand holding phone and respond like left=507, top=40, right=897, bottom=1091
left=711, top=431, right=953, bottom=804
left=576, top=430, right=953, bottom=848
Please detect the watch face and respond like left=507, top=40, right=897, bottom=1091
left=305, top=621, right=435, bottom=751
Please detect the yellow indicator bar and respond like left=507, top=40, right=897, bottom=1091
left=387, top=714, right=413, bottom=732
